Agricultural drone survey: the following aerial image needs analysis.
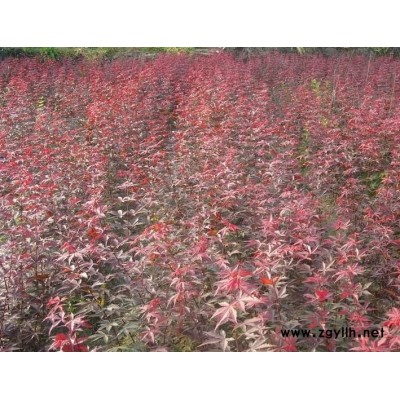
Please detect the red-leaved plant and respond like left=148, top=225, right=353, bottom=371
left=0, top=52, right=399, bottom=351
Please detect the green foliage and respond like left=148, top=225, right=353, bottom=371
left=140, top=47, right=195, bottom=54
left=370, top=47, right=391, bottom=56
left=310, top=78, right=321, bottom=95
left=295, top=47, right=400, bottom=58
left=359, top=170, right=386, bottom=197
left=298, top=128, right=310, bottom=173
left=0, top=47, right=196, bottom=60
left=65, top=294, right=86, bottom=314
left=37, top=96, right=45, bottom=111
left=172, top=335, right=196, bottom=352
left=310, top=79, right=331, bottom=98
left=2, top=47, right=400, bottom=61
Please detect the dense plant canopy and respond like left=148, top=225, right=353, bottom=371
left=1, top=52, right=400, bottom=351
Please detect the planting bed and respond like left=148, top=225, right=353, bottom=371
left=0, top=53, right=400, bottom=351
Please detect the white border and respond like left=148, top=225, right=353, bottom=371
left=0, top=1, right=397, bottom=46
left=1, top=2, right=397, bottom=398
left=0, top=353, right=395, bottom=399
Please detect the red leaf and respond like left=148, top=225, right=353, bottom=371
left=87, top=227, right=102, bottom=240
left=316, top=289, right=331, bottom=302
left=53, top=333, right=69, bottom=349
left=260, top=276, right=279, bottom=286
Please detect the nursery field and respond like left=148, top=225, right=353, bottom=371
left=1, top=52, right=400, bottom=351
